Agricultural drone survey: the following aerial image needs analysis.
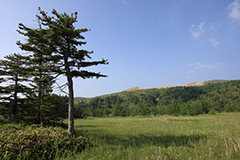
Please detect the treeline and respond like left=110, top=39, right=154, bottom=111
left=0, top=52, right=68, bottom=124
left=0, top=8, right=108, bottom=129
left=0, top=34, right=69, bottom=125
left=75, top=80, right=240, bottom=117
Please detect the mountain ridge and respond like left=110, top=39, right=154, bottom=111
left=74, top=79, right=230, bottom=100
left=124, top=79, right=229, bottom=92
left=74, top=80, right=240, bottom=118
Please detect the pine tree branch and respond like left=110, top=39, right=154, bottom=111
left=55, top=82, right=69, bottom=95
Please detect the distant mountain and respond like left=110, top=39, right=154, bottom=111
left=202, top=79, right=229, bottom=85
left=124, top=79, right=229, bottom=92
left=74, top=80, right=230, bottom=100
left=125, top=86, right=141, bottom=92
left=74, top=80, right=240, bottom=118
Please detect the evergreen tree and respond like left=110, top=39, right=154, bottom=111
left=0, top=53, right=30, bottom=121
left=17, top=18, right=56, bottom=124
left=23, top=8, right=108, bottom=135
left=112, top=104, right=121, bottom=117
left=15, top=8, right=63, bottom=123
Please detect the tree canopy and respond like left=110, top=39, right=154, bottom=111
left=17, top=8, right=108, bottom=135
left=0, top=8, right=108, bottom=136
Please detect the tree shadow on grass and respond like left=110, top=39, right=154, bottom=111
left=99, top=134, right=206, bottom=148
left=77, top=129, right=207, bottom=148
left=76, top=125, right=99, bottom=128
left=167, top=119, right=200, bottom=122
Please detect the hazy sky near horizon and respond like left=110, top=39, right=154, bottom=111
left=0, top=0, right=240, bottom=97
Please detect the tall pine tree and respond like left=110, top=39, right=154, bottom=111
left=0, top=53, right=30, bottom=121
left=18, top=8, right=108, bottom=135
left=17, top=19, right=56, bottom=124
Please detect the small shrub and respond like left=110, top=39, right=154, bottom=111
left=208, top=108, right=216, bottom=115
left=0, top=124, right=88, bottom=160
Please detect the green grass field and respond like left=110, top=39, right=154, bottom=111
left=65, top=113, right=240, bottom=160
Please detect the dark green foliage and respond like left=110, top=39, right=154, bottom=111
left=76, top=80, right=240, bottom=117
left=31, top=94, right=68, bottom=124
left=0, top=53, right=31, bottom=121
left=17, top=10, right=62, bottom=125
left=27, top=8, right=109, bottom=135
left=0, top=8, right=108, bottom=135
left=112, top=104, right=121, bottom=116
left=39, top=94, right=69, bottom=123
left=0, top=94, right=68, bottom=125
left=0, top=124, right=88, bottom=160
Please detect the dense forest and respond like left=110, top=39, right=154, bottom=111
left=75, top=80, right=240, bottom=117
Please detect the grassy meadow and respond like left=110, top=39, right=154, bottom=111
left=64, top=113, right=240, bottom=160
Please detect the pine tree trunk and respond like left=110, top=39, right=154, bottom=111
left=38, top=65, right=43, bottom=125
left=67, top=75, right=75, bottom=136
left=12, top=74, right=18, bottom=116
left=65, top=38, right=75, bottom=136
left=8, top=101, right=13, bottom=122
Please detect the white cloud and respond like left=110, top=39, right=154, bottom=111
left=208, top=38, right=219, bottom=47
left=228, top=0, right=240, bottom=22
left=189, top=22, right=205, bottom=39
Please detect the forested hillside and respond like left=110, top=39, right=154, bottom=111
left=75, top=80, right=240, bottom=117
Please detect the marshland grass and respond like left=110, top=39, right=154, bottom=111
left=64, top=113, right=240, bottom=159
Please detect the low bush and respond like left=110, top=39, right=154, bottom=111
left=0, top=124, right=88, bottom=160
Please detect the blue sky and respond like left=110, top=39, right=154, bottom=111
left=0, top=0, right=240, bottom=97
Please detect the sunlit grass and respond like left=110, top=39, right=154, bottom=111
left=65, top=113, right=240, bottom=159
